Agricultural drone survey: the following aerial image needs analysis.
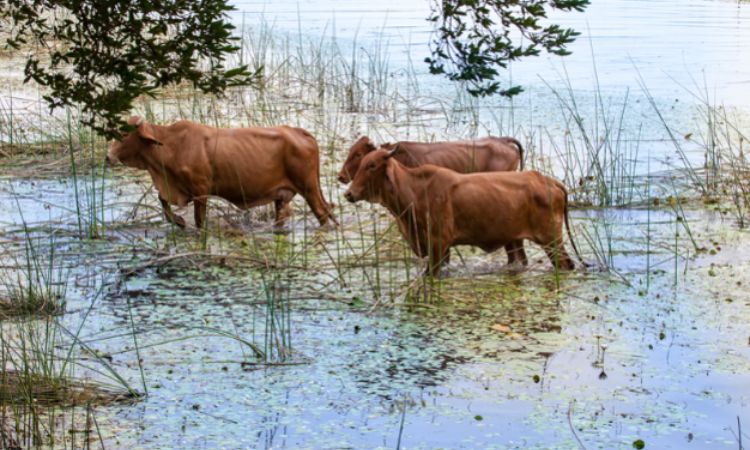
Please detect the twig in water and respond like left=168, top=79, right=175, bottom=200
left=739, top=416, right=744, bottom=450
left=396, top=396, right=407, bottom=450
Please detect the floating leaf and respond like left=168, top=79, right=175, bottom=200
left=491, top=323, right=512, bottom=333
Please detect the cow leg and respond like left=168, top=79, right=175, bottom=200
left=193, top=197, right=208, bottom=230
left=274, top=189, right=295, bottom=228
left=505, top=240, right=528, bottom=266
left=542, top=240, right=575, bottom=271
left=159, top=196, right=186, bottom=229
left=505, top=242, right=518, bottom=265
left=274, top=200, right=293, bottom=228
left=516, top=242, right=529, bottom=266
left=426, top=242, right=450, bottom=277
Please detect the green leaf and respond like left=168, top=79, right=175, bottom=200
left=427, top=0, right=589, bottom=97
left=1, top=0, right=259, bottom=138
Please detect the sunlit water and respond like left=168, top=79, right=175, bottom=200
left=230, top=0, right=750, bottom=106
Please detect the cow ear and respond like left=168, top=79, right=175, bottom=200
left=136, top=120, right=162, bottom=146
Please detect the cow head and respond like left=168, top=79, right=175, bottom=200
left=107, top=116, right=162, bottom=169
left=338, top=136, right=377, bottom=184
left=344, top=146, right=398, bottom=203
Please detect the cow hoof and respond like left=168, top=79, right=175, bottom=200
left=317, top=222, right=338, bottom=232
left=422, top=268, right=449, bottom=278
left=171, top=217, right=187, bottom=229
left=503, top=262, right=527, bottom=274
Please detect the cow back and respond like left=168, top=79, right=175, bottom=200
left=393, top=137, right=520, bottom=174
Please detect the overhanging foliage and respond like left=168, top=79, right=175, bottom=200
left=1, top=0, right=259, bottom=137
left=426, top=0, right=590, bottom=97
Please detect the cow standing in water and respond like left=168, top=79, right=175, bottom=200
left=338, top=135, right=525, bottom=265
left=107, top=117, right=335, bottom=230
left=343, top=148, right=581, bottom=276
left=337, top=136, right=523, bottom=184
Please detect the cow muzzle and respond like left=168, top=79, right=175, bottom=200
left=344, top=190, right=357, bottom=203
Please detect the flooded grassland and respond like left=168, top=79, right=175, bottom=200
left=1, top=0, right=750, bottom=448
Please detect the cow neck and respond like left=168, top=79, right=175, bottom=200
left=395, top=147, right=421, bottom=167
left=380, top=160, right=419, bottom=219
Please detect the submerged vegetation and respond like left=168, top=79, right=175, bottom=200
left=0, top=5, right=749, bottom=449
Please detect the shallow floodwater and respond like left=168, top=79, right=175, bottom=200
left=2, top=177, right=750, bottom=449
left=1, top=1, right=750, bottom=449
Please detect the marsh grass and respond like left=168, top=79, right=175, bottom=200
left=0, top=285, right=139, bottom=448
left=65, top=111, right=109, bottom=240
left=0, top=242, right=67, bottom=318
left=0, top=318, right=138, bottom=449
left=0, top=203, right=138, bottom=446
left=0, top=199, right=67, bottom=318
left=652, top=84, right=750, bottom=227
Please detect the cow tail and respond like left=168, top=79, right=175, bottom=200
left=562, top=184, right=585, bottom=267
left=508, top=138, right=524, bottom=171
left=314, top=139, right=339, bottom=226
left=298, top=128, right=338, bottom=226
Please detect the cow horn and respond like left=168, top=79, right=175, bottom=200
left=386, top=143, right=400, bottom=158
left=135, top=117, right=144, bottom=126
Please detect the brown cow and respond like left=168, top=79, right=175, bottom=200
left=339, top=135, right=526, bottom=265
left=107, top=117, right=335, bottom=230
left=337, top=136, right=523, bottom=184
left=343, top=148, right=581, bottom=276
